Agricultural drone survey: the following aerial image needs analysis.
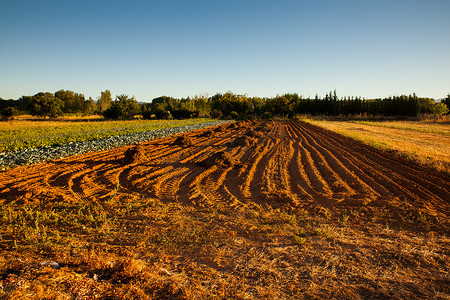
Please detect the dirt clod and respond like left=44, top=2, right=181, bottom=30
left=172, top=135, right=192, bottom=146
left=213, top=126, right=226, bottom=132
left=123, top=145, right=146, bottom=164
left=198, top=130, right=215, bottom=138
left=198, top=151, right=239, bottom=168
left=245, top=130, right=265, bottom=139
left=229, top=136, right=257, bottom=147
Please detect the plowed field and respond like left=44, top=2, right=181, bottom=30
left=1, top=120, right=449, bottom=299
left=2, top=121, right=448, bottom=218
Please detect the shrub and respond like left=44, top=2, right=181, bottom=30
left=153, top=108, right=170, bottom=119
left=211, top=109, right=223, bottom=119
left=171, top=108, right=199, bottom=119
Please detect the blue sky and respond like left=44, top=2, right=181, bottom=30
left=1, top=0, right=449, bottom=101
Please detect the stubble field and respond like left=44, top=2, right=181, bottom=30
left=0, top=120, right=449, bottom=299
left=304, top=118, right=450, bottom=173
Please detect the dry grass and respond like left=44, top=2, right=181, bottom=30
left=303, top=118, right=450, bottom=174
left=1, top=198, right=448, bottom=299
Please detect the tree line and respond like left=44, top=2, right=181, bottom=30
left=0, top=90, right=211, bottom=120
left=1, top=89, right=449, bottom=120
left=209, top=91, right=449, bottom=119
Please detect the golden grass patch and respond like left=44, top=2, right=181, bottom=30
left=303, top=118, right=450, bottom=173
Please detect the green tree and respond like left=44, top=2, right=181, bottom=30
left=151, top=96, right=178, bottom=112
left=441, top=94, right=450, bottom=114
left=16, top=96, right=34, bottom=114
left=103, top=94, right=140, bottom=119
left=83, top=97, right=97, bottom=115
left=30, top=92, right=64, bottom=118
left=417, top=97, right=435, bottom=114
left=141, top=102, right=170, bottom=119
left=1, top=107, right=18, bottom=120
left=209, top=92, right=253, bottom=119
left=192, top=94, right=210, bottom=116
left=265, top=94, right=297, bottom=118
left=431, top=102, right=449, bottom=116
left=0, top=99, right=15, bottom=111
left=152, top=103, right=171, bottom=119
left=97, top=90, right=112, bottom=112
left=55, top=89, right=85, bottom=113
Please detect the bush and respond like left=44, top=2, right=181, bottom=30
left=211, top=109, right=223, bottom=119
left=141, top=104, right=153, bottom=120
left=153, top=108, right=171, bottom=119
left=141, top=109, right=152, bottom=120
left=171, top=108, right=199, bottom=119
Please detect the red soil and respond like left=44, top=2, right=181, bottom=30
left=0, top=121, right=449, bottom=223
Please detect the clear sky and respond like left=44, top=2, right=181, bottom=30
left=1, top=0, right=449, bottom=101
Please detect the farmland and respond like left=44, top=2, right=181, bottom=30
left=0, top=117, right=216, bottom=152
left=0, top=120, right=449, bottom=299
left=303, top=118, right=450, bottom=174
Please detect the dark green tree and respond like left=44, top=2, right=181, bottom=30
left=55, top=89, right=85, bottom=113
left=141, top=102, right=170, bottom=119
left=16, top=96, right=34, bottom=114
left=171, top=107, right=199, bottom=119
left=30, top=92, right=64, bottom=118
left=83, top=97, right=97, bottom=115
left=151, top=96, right=178, bottom=112
left=1, top=107, right=18, bottom=120
left=103, top=94, right=140, bottom=119
left=152, top=103, right=171, bottom=119
left=0, top=99, right=16, bottom=111
left=417, top=96, right=435, bottom=114
left=209, top=92, right=254, bottom=119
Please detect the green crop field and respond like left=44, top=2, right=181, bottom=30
left=0, top=118, right=215, bottom=152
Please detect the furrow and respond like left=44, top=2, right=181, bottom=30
left=292, top=123, right=354, bottom=197
left=302, top=122, right=450, bottom=216
left=153, top=166, right=191, bottom=201
left=299, top=122, right=422, bottom=202
left=291, top=122, right=390, bottom=198
left=293, top=123, right=370, bottom=194
left=295, top=130, right=333, bottom=196
left=240, top=138, right=275, bottom=201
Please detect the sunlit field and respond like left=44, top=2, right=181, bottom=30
left=303, top=118, right=450, bottom=174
